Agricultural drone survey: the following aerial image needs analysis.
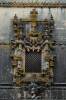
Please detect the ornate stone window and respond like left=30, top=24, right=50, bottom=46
left=10, top=9, right=56, bottom=86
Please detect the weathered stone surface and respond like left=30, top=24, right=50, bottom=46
left=0, top=7, right=66, bottom=99
left=0, top=8, right=66, bottom=83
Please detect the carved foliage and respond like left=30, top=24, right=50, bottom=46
left=10, top=9, right=56, bottom=86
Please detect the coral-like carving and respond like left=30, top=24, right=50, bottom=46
left=10, top=9, right=56, bottom=86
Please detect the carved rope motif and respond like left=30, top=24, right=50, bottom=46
left=10, top=9, right=56, bottom=86
left=0, top=2, right=66, bottom=8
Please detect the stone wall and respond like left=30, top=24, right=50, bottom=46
left=0, top=86, right=66, bottom=99
left=0, top=8, right=66, bottom=83
left=0, top=6, right=66, bottom=99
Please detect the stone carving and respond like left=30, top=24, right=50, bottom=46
left=0, top=2, right=66, bottom=8
left=23, top=82, right=42, bottom=99
left=10, top=9, right=56, bottom=87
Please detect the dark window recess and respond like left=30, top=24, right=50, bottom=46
left=25, top=51, right=41, bottom=73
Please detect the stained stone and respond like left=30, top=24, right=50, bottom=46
left=0, top=4, right=66, bottom=99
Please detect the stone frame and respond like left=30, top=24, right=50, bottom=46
left=10, top=8, right=56, bottom=86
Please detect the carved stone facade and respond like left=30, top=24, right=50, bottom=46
left=10, top=8, right=56, bottom=89
left=0, top=1, right=66, bottom=99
